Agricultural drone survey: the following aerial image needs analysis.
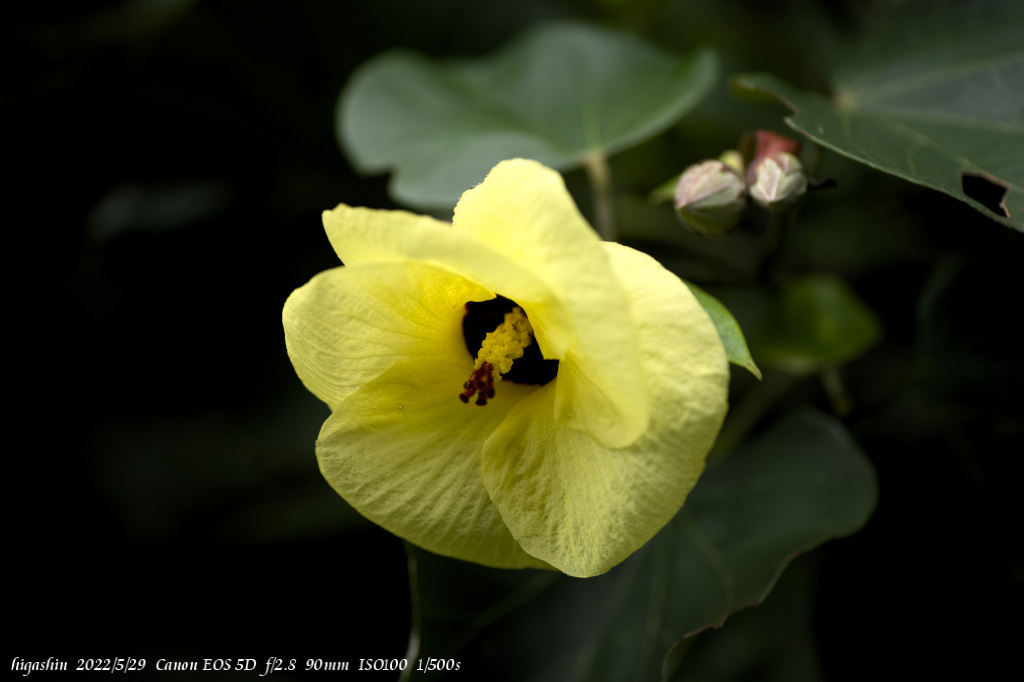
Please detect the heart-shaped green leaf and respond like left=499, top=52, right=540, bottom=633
left=734, top=0, right=1024, bottom=230
left=339, top=22, right=717, bottom=209
left=405, top=409, right=877, bottom=681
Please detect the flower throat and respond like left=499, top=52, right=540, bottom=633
left=460, top=296, right=559, bottom=405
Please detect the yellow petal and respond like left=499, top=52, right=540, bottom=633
left=283, top=261, right=492, bottom=411
left=322, top=204, right=552, bottom=306
left=480, top=243, right=729, bottom=577
left=317, top=358, right=549, bottom=570
left=454, top=159, right=650, bottom=448
left=323, top=205, right=448, bottom=267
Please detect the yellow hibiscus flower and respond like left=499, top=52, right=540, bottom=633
left=283, top=159, right=728, bottom=577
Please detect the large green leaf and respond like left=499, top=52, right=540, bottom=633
left=339, top=22, right=716, bottom=209
left=405, top=409, right=877, bottom=681
left=734, top=0, right=1024, bottom=231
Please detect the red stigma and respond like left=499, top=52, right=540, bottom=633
left=460, top=362, right=496, bottom=406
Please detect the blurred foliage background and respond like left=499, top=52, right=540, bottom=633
left=6, top=0, right=1021, bottom=678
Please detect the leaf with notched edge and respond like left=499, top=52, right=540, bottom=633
left=734, top=0, right=1024, bottom=231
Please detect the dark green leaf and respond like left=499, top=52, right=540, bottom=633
left=666, top=556, right=824, bottom=682
left=406, top=409, right=877, bottom=681
left=339, top=22, right=717, bottom=209
left=733, top=0, right=1024, bottom=230
left=758, top=275, right=881, bottom=375
left=686, top=282, right=762, bottom=379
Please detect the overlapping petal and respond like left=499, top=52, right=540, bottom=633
left=283, top=261, right=492, bottom=410
left=322, top=204, right=552, bottom=309
left=480, top=243, right=728, bottom=576
left=453, top=162, right=649, bottom=448
left=318, top=358, right=547, bottom=569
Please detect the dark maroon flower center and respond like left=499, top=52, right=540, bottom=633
left=462, top=296, right=559, bottom=386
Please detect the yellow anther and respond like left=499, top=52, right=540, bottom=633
left=460, top=306, right=533, bottom=405
left=475, top=307, right=533, bottom=378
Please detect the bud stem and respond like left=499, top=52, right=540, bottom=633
left=761, top=209, right=801, bottom=282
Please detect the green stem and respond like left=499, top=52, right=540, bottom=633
left=761, top=209, right=800, bottom=282
left=398, top=541, right=420, bottom=682
left=583, top=151, right=616, bottom=241
left=821, top=365, right=852, bottom=417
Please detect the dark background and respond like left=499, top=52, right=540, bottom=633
left=6, top=0, right=1021, bottom=678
